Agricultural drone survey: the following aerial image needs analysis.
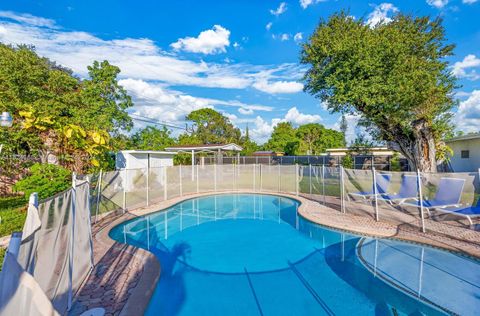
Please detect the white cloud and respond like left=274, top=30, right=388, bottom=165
left=293, top=32, right=303, bottom=42
left=299, top=0, right=327, bottom=9
left=366, top=3, right=399, bottom=27
left=266, top=22, right=273, bottom=31
left=284, top=107, right=322, bottom=125
left=0, top=12, right=306, bottom=94
left=452, top=54, right=480, bottom=80
left=426, top=0, right=449, bottom=8
left=270, top=2, right=287, bottom=16
left=247, top=107, right=322, bottom=143
left=170, top=25, right=230, bottom=54
left=280, top=33, right=290, bottom=41
left=463, top=0, right=478, bottom=3
left=238, top=107, right=254, bottom=115
left=253, top=80, right=303, bottom=94
left=455, top=90, right=480, bottom=133
left=121, top=79, right=273, bottom=124
left=0, top=11, right=56, bottom=28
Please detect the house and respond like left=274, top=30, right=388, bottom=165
left=325, top=147, right=410, bottom=171
left=445, top=133, right=480, bottom=172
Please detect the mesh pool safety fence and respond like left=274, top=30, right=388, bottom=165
left=1, top=164, right=479, bottom=315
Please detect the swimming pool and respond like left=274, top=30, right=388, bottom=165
left=109, top=194, right=479, bottom=315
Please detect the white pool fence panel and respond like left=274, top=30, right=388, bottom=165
left=0, top=175, right=93, bottom=316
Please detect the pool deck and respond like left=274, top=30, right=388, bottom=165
left=73, top=190, right=480, bottom=315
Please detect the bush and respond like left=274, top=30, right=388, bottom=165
left=341, top=154, right=354, bottom=169
left=13, top=163, right=71, bottom=200
left=0, top=195, right=26, bottom=209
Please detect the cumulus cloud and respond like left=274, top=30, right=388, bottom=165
left=293, top=32, right=303, bottom=42
left=247, top=107, right=322, bottom=143
left=0, top=12, right=305, bottom=94
left=426, top=0, right=449, bottom=8
left=121, top=79, right=273, bottom=124
left=253, top=80, right=303, bottom=94
left=270, top=2, right=287, bottom=16
left=366, top=3, right=399, bottom=27
left=463, top=0, right=478, bottom=3
left=284, top=107, right=322, bottom=125
left=452, top=54, right=480, bottom=80
left=266, top=22, right=273, bottom=31
left=455, top=90, right=480, bottom=133
left=170, top=25, right=230, bottom=55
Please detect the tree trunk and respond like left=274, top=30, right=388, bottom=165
left=389, top=119, right=437, bottom=172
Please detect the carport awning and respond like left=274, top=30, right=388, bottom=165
left=165, top=143, right=243, bottom=153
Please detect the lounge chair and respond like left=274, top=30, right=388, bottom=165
left=349, top=173, right=392, bottom=200
left=401, top=177, right=465, bottom=215
left=379, top=174, right=418, bottom=204
left=433, top=201, right=480, bottom=225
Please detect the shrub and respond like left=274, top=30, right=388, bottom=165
left=341, top=154, right=354, bottom=169
left=13, top=163, right=71, bottom=200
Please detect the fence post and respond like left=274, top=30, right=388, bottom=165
left=67, top=172, right=77, bottom=311
left=322, top=164, right=326, bottom=205
left=309, top=164, right=312, bottom=195
left=372, top=167, right=379, bottom=221
left=417, top=169, right=426, bottom=233
left=179, top=165, right=183, bottom=196
left=214, top=163, right=217, bottom=192
left=123, top=168, right=127, bottom=212
left=196, top=164, right=199, bottom=193
left=295, top=164, right=299, bottom=196
left=164, top=167, right=168, bottom=200
left=278, top=163, right=281, bottom=192
left=340, top=166, right=345, bottom=213
left=95, top=169, right=103, bottom=223
left=253, top=164, right=256, bottom=192
left=146, top=167, right=150, bottom=207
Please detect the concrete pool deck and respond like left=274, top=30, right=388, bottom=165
left=73, top=190, right=480, bottom=315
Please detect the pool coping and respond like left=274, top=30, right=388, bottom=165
left=80, top=190, right=480, bottom=315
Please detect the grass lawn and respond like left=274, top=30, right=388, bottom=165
left=0, top=196, right=27, bottom=238
left=0, top=247, right=5, bottom=270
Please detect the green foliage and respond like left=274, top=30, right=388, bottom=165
left=13, top=163, right=71, bottom=200
left=341, top=154, right=354, bottom=169
left=0, top=44, right=133, bottom=173
left=0, top=196, right=27, bottom=240
left=184, top=108, right=241, bottom=144
left=265, top=122, right=344, bottom=155
left=264, top=122, right=299, bottom=155
left=301, top=12, right=457, bottom=171
left=390, top=153, right=401, bottom=172
left=0, top=247, right=5, bottom=270
left=130, top=126, right=175, bottom=150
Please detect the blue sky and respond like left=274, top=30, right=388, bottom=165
left=0, top=0, right=479, bottom=143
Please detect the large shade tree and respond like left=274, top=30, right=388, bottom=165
left=301, top=13, right=457, bottom=171
left=0, top=44, right=133, bottom=172
left=184, top=108, right=241, bottom=144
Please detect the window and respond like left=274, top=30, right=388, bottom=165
left=461, top=150, right=470, bottom=159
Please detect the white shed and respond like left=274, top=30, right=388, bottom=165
left=445, top=134, right=480, bottom=172
left=115, top=150, right=176, bottom=170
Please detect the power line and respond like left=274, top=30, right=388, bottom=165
left=130, top=114, right=188, bottom=131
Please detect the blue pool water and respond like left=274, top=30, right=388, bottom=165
left=109, top=194, right=479, bottom=315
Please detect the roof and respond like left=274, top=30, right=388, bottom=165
left=445, top=133, right=480, bottom=143
left=165, top=143, right=243, bottom=152
left=118, top=150, right=177, bottom=155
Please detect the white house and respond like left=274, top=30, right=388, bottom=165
left=445, top=133, right=480, bottom=172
